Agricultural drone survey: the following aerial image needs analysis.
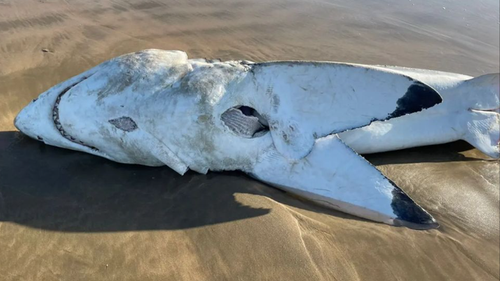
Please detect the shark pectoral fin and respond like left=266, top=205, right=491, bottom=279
left=249, top=135, right=438, bottom=229
left=251, top=62, right=443, bottom=140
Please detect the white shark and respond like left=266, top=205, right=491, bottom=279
left=13, top=50, right=499, bottom=229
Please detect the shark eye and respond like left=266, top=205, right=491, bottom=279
left=221, top=106, right=270, bottom=138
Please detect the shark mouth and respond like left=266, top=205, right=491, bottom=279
left=52, top=77, right=99, bottom=151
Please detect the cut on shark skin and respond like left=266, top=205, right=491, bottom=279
left=15, top=49, right=452, bottom=229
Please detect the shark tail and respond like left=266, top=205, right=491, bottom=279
left=459, top=73, right=499, bottom=158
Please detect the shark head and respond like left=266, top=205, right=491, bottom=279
left=15, top=49, right=441, bottom=229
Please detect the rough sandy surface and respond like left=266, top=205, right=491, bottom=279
left=0, top=0, right=499, bottom=280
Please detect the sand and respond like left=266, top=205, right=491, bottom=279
left=0, top=0, right=499, bottom=280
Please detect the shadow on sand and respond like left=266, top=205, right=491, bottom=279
left=0, top=131, right=365, bottom=232
left=365, top=140, right=488, bottom=165
left=0, top=131, right=486, bottom=232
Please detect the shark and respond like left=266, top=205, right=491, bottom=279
left=14, top=49, right=500, bottom=229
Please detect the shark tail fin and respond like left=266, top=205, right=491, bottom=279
left=460, top=73, right=499, bottom=158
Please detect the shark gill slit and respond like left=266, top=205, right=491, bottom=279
left=52, top=76, right=99, bottom=151
left=221, top=106, right=270, bottom=138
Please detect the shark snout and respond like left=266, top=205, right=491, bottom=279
left=14, top=90, right=67, bottom=146
left=14, top=99, right=41, bottom=140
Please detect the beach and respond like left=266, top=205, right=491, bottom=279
left=0, top=0, right=499, bottom=280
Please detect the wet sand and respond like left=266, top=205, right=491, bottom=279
left=0, top=0, right=499, bottom=280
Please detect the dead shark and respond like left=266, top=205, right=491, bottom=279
left=18, top=49, right=491, bottom=230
